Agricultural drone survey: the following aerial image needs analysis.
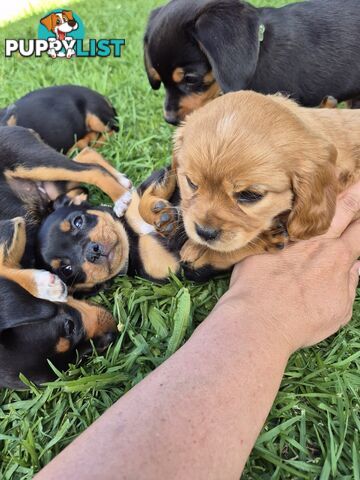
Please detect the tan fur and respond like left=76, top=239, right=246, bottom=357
left=60, top=220, right=71, bottom=232
left=62, top=10, right=75, bottom=22
left=139, top=235, right=179, bottom=279
left=40, top=12, right=57, bottom=31
left=6, top=115, right=16, bottom=126
left=74, top=148, right=120, bottom=181
left=178, top=80, right=222, bottom=120
left=76, top=209, right=129, bottom=288
left=138, top=168, right=177, bottom=227
left=172, top=91, right=360, bottom=265
left=0, top=218, right=45, bottom=297
left=56, top=337, right=70, bottom=353
left=5, top=161, right=127, bottom=203
left=144, top=47, right=161, bottom=83
left=67, top=298, right=116, bottom=339
left=172, top=67, right=185, bottom=83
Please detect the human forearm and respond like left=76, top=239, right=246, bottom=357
left=35, top=302, right=290, bottom=480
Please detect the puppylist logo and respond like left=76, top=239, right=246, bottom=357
left=5, top=9, right=125, bottom=59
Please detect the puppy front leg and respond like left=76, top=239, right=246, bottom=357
left=0, top=268, right=68, bottom=302
left=180, top=238, right=272, bottom=272
left=5, top=157, right=131, bottom=217
left=138, top=166, right=179, bottom=237
left=74, top=148, right=132, bottom=191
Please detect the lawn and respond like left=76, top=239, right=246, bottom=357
left=0, top=0, right=360, bottom=478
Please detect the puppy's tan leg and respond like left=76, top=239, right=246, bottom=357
left=179, top=239, right=255, bottom=271
left=138, top=168, right=178, bottom=237
left=180, top=223, right=289, bottom=271
left=5, top=156, right=131, bottom=217
left=70, top=132, right=99, bottom=152
left=74, top=148, right=131, bottom=190
left=0, top=218, right=67, bottom=302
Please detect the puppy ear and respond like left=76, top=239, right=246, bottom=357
left=172, top=123, right=186, bottom=170
left=62, top=10, right=74, bottom=20
left=40, top=13, right=55, bottom=31
left=287, top=141, right=338, bottom=240
left=144, top=8, right=162, bottom=90
left=0, top=282, right=57, bottom=336
left=53, top=188, right=89, bottom=210
left=193, top=1, right=260, bottom=92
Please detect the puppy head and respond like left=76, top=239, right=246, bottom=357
left=0, top=279, right=117, bottom=388
left=175, top=91, right=337, bottom=252
left=37, top=194, right=129, bottom=292
left=144, top=0, right=260, bottom=125
left=40, top=10, right=77, bottom=36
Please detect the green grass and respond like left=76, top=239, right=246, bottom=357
left=0, top=0, right=359, bottom=478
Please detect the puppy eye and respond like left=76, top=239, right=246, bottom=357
left=184, top=73, right=201, bottom=85
left=56, top=19, right=61, bottom=24
left=72, top=215, right=84, bottom=229
left=235, top=191, right=264, bottom=204
left=60, top=264, right=73, bottom=278
left=64, top=318, right=75, bottom=337
left=186, top=176, right=198, bottom=191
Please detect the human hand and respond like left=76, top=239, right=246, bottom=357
left=217, top=182, right=360, bottom=354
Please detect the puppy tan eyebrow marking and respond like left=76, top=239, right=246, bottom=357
left=60, top=220, right=71, bottom=232
left=203, top=71, right=216, bottom=85
left=51, top=259, right=61, bottom=270
left=172, top=67, right=185, bottom=83
left=56, top=337, right=70, bottom=353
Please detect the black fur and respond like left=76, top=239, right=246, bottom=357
left=0, top=85, right=118, bottom=152
left=145, top=0, right=360, bottom=124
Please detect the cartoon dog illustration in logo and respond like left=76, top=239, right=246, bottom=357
left=40, top=10, right=78, bottom=58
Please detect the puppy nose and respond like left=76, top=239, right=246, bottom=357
left=195, top=224, right=220, bottom=242
left=95, top=331, right=118, bottom=351
left=68, top=19, right=76, bottom=27
left=85, top=242, right=104, bottom=263
left=164, top=110, right=180, bottom=126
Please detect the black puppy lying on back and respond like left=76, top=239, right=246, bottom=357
left=144, top=0, right=360, bottom=124
left=0, top=217, right=117, bottom=389
left=0, top=85, right=118, bottom=152
left=0, top=125, right=134, bottom=388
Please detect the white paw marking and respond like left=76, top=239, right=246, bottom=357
left=34, top=271, right=68, bottom=303
left=117, top=174, right=132, bottom=190
left=114, top=191, right=132, bottom=217
left=48, top=48, right=57, bottom=58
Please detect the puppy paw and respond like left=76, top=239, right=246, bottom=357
left=117, top=173, right=132, bottom=190
left=34, top=271, right=68, bottom=302
left=66, top=49, right=75, bottom=58
left=263, top=221, right=289, bottom=253
left=152, top=200, right=179, bottom=237
left=114, top=190, right=132, bottom=217
left=180, top=241, right=208, bottom=266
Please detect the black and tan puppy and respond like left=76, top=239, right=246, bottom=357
left=144, top=0, right=360, bottom=125
left=0, top=125, right=133, bottom=388
left=0, top=125, right=132, bottom=295
left=0, top=217, right=117, bottom=389
left=0, top=85, right=118, bottom=152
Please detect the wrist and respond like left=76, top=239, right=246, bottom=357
left=211, top=289, right=294, bottom=359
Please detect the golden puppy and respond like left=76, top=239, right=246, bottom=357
left=141, top=91, right=360, bottom=271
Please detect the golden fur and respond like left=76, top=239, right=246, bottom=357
left=172, top=91, right=360, bottom=269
